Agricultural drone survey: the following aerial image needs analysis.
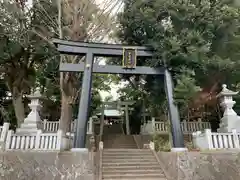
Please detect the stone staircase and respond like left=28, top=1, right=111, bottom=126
left=102, top=123, right=137, bottom=149
left=104, top=124, right=124, bottom=134
left=98, top=123, right=167, bottom=179
left=103, top=134, right=137, bottom=149
left=101, top=149, right=167, bottom=180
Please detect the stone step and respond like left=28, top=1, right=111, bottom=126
left=103, top=177, right=167, bottom=180
left=107, top=147, right=137, bottom=149
left=103, top=149, right=151, bottom=152
left=103, top=154, right=154, bottom=158
left=102, top=161, right=159, bottom=166
left=104, top=137, right=134, bottom=139
left=103, top=156, right=156, bottom=161
left=103, top=168, right=162, bottom=174
left=108, top=143, right=137, bottom=146
left=107, top=144, right=136, bottom=146
left=104, top=138, right=135, bottom=140
left=103, top=139, right=135, bottom=144
left=103, top=152, right=152, bottom=155
left=102, top=173, right=166, bottom=179
left=103, top=142, right=136, bottom=145
left=103, top=159, right=156, bottom=163
left=103, top=152, right=152, bottom=156
left=104, top=142, right=135, bottom=144
left=102, top=164, right=161, bottom=171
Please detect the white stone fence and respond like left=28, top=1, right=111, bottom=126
left=0, top=123, right=10, bottom=147
left=43, top=118, right=93, bottom=134
left=193, top=129, right=240, bottom=150
left=0, top=123, right=63, bottom=151
left=141, top=118, right=211, bottom=134
left=5, top=130, right=63, bottom=151
left=0, top=118, right=93, bottom=151
left=0, top=123, right=9, bottom=139
left=43, top=120, right=74, bottom=132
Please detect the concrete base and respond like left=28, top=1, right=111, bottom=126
left=171, top=148, right=188, bottom=152
left=0, top=151, right=94, bottom=180
left=71, top=148, right=88, bottom=152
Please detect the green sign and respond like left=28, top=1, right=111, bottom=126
left=122, top=47, right=137, bottom=69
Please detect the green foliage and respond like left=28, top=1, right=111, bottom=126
left=0, top=0, right=56, bottom=125
left=152, top=134, right=171, bottom=152
left=174, top=67, right=201, bottom=115
left=0, top=0, right=57, bottom=98
left=0, top=0, right=118, bottom=124
left=118, top=84, right=142, bottom=101
left=117, top=0, right=240, bottom=119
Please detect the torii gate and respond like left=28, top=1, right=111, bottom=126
left=98, top=100, right=134, bottom=136
left=53, top=39, right=185, bottom=151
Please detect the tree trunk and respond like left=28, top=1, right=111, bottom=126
left=12, top=95, right=25, bottom=128
left=59, top=94, right=72, bottom=134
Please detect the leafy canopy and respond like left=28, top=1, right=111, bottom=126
left=117, top=0, right=240, bottom=119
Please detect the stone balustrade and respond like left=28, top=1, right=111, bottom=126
left=140, top=118, right=211, bottom=134
left=193, top=129, right=240, bottom=150
left=193, top=84, right=240, bottom=150
left=43, top=118, right=93, bottom=134
left=5, top=130, right=63, bottom=151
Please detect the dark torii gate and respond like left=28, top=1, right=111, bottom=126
left=53, top=39, right=185, bottom=150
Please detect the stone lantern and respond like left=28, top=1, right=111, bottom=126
left=217, top=84, right=240, bottom=132
left=16, top=89, right=43, bottom=133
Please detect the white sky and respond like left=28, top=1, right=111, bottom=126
left=100, top=80, right=128, bottom=101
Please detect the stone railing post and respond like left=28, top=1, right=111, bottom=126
left=205, top=129, right=213, bottom=149
left=0, top=123, right=10, bottom=143
left=56, top=130, right=63, bottom=150
left=192, top=131, right=201, bottom=148
left=5, top=130, right=13, bottom=150
left=198, top=118, right=202, bottom=130
left=99, top=141, right=103, bottom=150
left=232, top=129, right=240, bottom=148
left=151, top=117, right=155, bottom=133
left=87, top=117, right=93, bottom=134
left=149, top=141, right=155, bottom=150
left=35, top=130, right=42, bottom=149
left=192, top=129, right=212, bottom=150
left=182, top=120, right=187, bottom=133
left=0, top=123, right=10, bottom=150
left=43, top=119, right=47, bottom=132
left=99, top=141, right=103, bottom=180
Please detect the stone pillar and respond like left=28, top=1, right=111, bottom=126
left=125, top=105, right=130, bottom=135
left=88, top=117, right=93, bottom=134
left=197, top=118, right=202, bottom=130
left=182, top=119, right=187, bottom=133
left=151, top=117, right=155, bottom=133
left=100, top=105, right=104, bottom=137
left=217, top=84, right=240, bottom=132
left=16, top=90, right=43, bottom=133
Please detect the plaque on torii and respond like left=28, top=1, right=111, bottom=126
left=122, top=47, right=137, bottom=69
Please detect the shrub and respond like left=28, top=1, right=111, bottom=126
left=152, top=134, right=171, bottom=152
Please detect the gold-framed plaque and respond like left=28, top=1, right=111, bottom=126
left=122, top=47, right=137, bottom=69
